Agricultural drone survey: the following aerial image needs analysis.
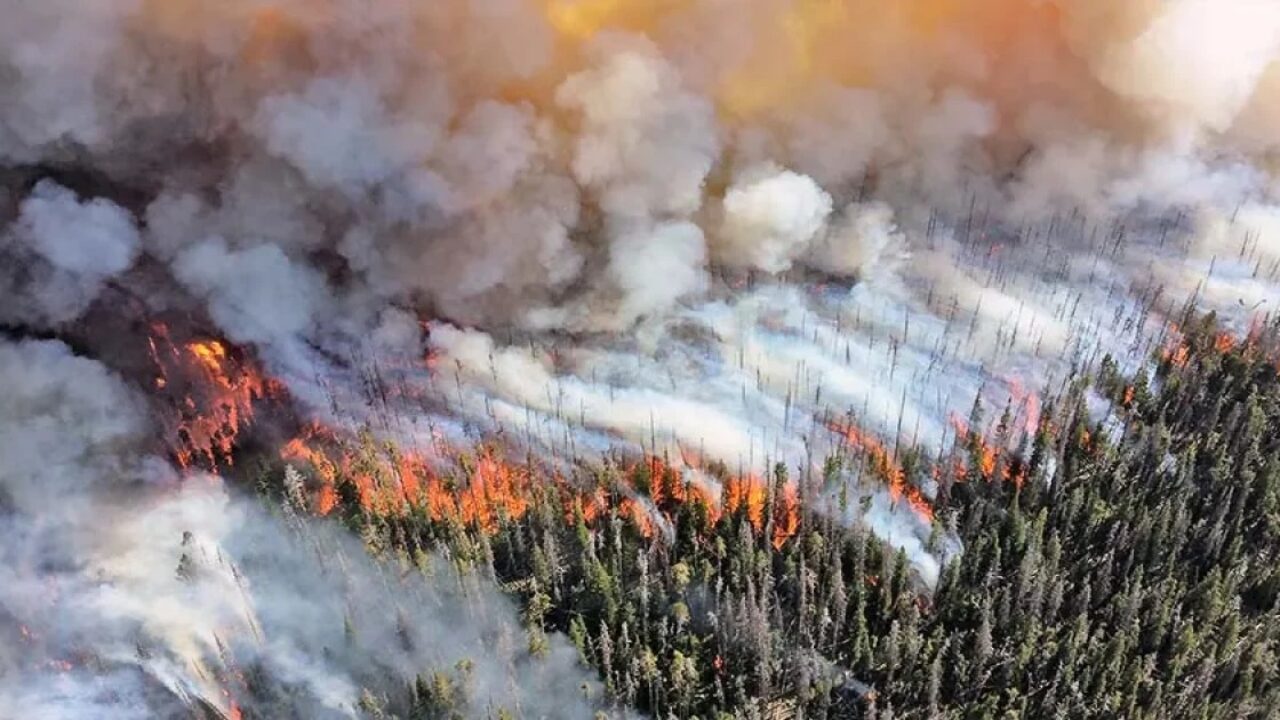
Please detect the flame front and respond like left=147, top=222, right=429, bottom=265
left=827, top=419, right=935, bottom=524
left=280, top=428, right=802, bottom=548
left=149, top=324, right=278, bottom=469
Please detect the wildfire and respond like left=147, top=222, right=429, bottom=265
left=1158, top=321, right=1251, bottom=371
left=282, top=425, right=548, bottom=530
left=771, top=482, right=800, bottom=549
left=1215, top=332, right=1236, bottom=354
left=618, top=498, right=656, bottom=538
left=948, top=413, right=1023, bottom=490
left=1166, top=344, right=1190, bottom=367
left=453, top=455, right=535, bottom=530
left=717, top=473, right=799, bottom=549
left=1159, top=323, right=1191, bottom=368
left=723, top=474, right=767, bottom=530
left=149, top=323, right=277, bottom=469
left=980, top=444, right=997, bottom=478
left=280, top=424, right=805, bottom=548
left=827, top=420, right=934, bottom=523
left=1005, top=377, right=1042, bottom=435
left=280, top=424, right=344, bottom=514
left=143, top=326, right=810, bottom=554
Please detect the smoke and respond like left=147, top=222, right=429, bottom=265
left=1095, top=0, right=1280, bottom=135
left=716, top=166, right=832, bottom=274
left=0, top=338, right=617, bottom=718
left=6, top=2, right=1280, bottom=710
left=1, top=180, right=140, bottom=327
left=806, top=202, right=909, bottom=281
left=607, top=220, right=709, bottom=326
left=174, top=239, right=330, bottom=347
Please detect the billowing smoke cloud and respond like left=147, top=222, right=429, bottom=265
left=716, top=166, right=832, bottom=274
left=5, top=2, right=1280, bottom=709
left=1, top=180, right=140, bottom=327
left=0, top=338, right=617, bottom=718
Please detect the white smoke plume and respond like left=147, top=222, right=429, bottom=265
left=5, top=2, right=1280, bottom=711
left=716, top=166, right=832, bottom=274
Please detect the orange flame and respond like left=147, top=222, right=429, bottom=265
left=827, top=420, right=934, bottom=523
left=280, top=424, right=342, bottom=514
left=456, top=455, right=534, bottom=530
left=643, top=455, right=721, bottom=523
left=979, top=443, right=997, bottom=479
left=149, top=324, right=277, bottom=469
left=1159, top=323, right=1191, bottom=368
left=948, top=413, right=1021, bottom=489
left=283, top=426, right=544, bottom=530
left=282, top=426, right=804, bottom=548
left=724, top=474, right=768, bottom=530
left=771, top=482, right=800, bottom=550
left=618, top=498, right=655, bottom=538
left=1005, top=377, right=1041, bottom=435
left=1215, top=332, right=1236, bottom=354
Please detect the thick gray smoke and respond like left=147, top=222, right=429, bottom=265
left=5, top=1, right=1280, bottom=712
left=0, top=180, right=141, bottom=327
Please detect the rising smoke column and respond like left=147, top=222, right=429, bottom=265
left=5, top=3, right=1280, bottom=710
